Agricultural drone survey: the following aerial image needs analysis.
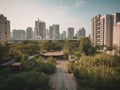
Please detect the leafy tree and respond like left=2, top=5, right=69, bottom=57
left=40, top=40, right=63, bottom=51
left=0, top=43, right=10, bottom=60
left=79, top=38, right=96, bottom=56
left=63, top=40, right=80, bottom=55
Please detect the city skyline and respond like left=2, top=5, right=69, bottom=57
left=0, top=0, right=120, bottom=36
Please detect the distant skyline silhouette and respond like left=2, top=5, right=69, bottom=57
left=0, top=0, right=120, bottom=36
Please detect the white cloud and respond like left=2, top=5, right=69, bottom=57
left=75, top=2, right=81, bottom=7
left=56, top=6, right=69, bottom=16
left=74, top=0, right=84, bottom=8
left=59, top=6, right=68, bottom=10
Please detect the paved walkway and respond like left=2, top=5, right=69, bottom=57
left=50, top=60, right=77, bottom=90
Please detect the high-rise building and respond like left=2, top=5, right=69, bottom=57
left=113, top=22, right=120, bottom=49
left=13, top=29, right=25, bottom=40
left=62, top=31, right=66, bottom=40
left=52, top=24, right=60, bottom=40
left=34, top=19, right=46, bottom=39
left=0, top=14, right=10, bottom=41
left=92, top=14, right=101, bottom=46
left=26, top=27, right=33, bottom=40
left=68, top=27, right=74, bottom=40
left=61, top=31, right=66, bottom=40
left=92, top=13, right=120, bottom=48
left=60, top=33, right=63, bottom=40
left=76, top=31, right=79, bottom=38
left=49, top=26, right=53, bottom=39
left=112, top=13, right=120, bottom=49
left=101, top=15, right=113, bottom=48
left=46, top=29, right=49, bottom=39
left=77, top=27, right=86, bottom=38
left=113, top=13, right=120, bottom=26
left=75, top=33, right=78, bottom=38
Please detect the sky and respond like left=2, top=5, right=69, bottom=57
left=0, top=0, right=120, bottom=36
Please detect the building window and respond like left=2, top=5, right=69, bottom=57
left=5, top=31, right=7, bottom=35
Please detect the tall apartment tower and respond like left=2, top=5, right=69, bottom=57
left=92, top=14, right=101, bottom=45
left=13, top=29, right=25, bottom=40
left=113, top=13, right=120, bottom=26
left=92, top=13, right=120, bottom=49
left=34, top=19, right=46, bottom=39
left=26, top=27, right=33, bottom=40
left=113, top=13, right=120, bottom=49
left=113, top=22, right=120, bottom=49
left=0, top=14, right=10, bottom=41
left=52, top=24, right=60, bottom=40
left=101, top=15, right=113, bottom=48
left=68, top=27, right=74, bottom=40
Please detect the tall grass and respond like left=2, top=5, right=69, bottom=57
left=71, top=54, right=120, bottom=90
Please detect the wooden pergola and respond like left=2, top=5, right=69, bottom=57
left=41, top=51, right=67, bottom=60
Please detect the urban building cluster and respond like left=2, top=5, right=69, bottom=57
left=0, top=15, right=86, bottom=41
left=13, top=27, right=33, bottom=40
left=1, top=12, right=120, bottom=49
left=92, top=12, right=120, bottom=50
left=12, top=19, right=86, bottom=40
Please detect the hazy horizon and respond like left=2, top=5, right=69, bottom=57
left=0, top=0, right=120, bottom=36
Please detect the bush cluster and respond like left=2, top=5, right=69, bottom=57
left=68, top=54, right=120, bottom=90
left=22, top=57, right=56, bottom=75
left=0, top=71, right=50, bottom=90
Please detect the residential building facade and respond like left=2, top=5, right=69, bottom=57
left=0, top=14, right=10, bottom=41
left=102, top=15, right=113, bottom=48
left=92, top=14, right=101, bottom=45
left=113, top=22, right=120, bottom=49
left=92, top=13, right=120, bottom=49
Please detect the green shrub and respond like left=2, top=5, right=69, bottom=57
left=22, top=56, right=56, bottom=75
left=0, top=71, right=50, bottom=90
